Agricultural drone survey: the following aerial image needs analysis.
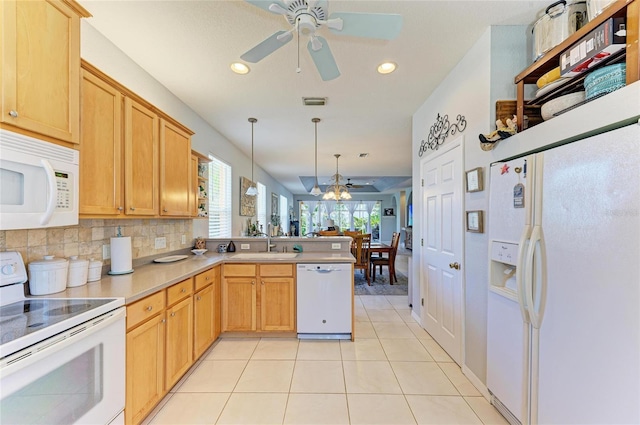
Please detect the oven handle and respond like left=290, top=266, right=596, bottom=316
left=0, top=307, right=125, bottom=378
left=40, top=158, right=57, bottom=226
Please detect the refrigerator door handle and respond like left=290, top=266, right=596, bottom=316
left=516, top=224, right=532, bottom=323
left=525, top=225, right=547, bottom=330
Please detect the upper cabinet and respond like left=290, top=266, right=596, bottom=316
left=159, top=119, right=193, bottom=216
left=124, top=97, right=158, bottom=216
left=0, top=0, right=90, bottom=145
left=79, top=62, right=194, bottom=219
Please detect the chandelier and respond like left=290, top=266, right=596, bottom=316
left=323, top=154, right=352, bottom=200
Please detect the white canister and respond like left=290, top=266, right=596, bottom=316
left=28, top=256, right=69, bottom=295
left=67, top=256, right=89, bottom=287
left=88, top=258, right=103, bottom=282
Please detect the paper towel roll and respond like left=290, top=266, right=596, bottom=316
left=110, top=236, right=133, bottom=274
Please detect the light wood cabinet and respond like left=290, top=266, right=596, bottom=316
left=0, top=0, right=90, bottom=145
left=193, top=266, right=220, bottom=359
left=124, top=97, right=158, bottom=216
left=79, top=68, right=123, bottom=215
left=125, top=296, right=165, bottom=425
left=222, top=263, right=295, bottom=333
left=160, top=119, right=192, bottom=216
left=165, top=295, right=193, bottom=389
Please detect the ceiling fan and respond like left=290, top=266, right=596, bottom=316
left=345, top=178, right=364, bottom=189
left=241, top=0, right=403, bottom=81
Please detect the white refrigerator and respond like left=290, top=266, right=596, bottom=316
left=486, top=122, right=640, bottom=425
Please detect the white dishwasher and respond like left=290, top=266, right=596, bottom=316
left=296, top=263, right=352, bottom=339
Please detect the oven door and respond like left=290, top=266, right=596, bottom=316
left=0, top=308, right=125, bottom=425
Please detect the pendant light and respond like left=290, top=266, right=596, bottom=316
left=245, top=118, right=258, bottom=196
left=310, top=118, right=322, bottom=196
left=323, top=154, right=352, bottom=200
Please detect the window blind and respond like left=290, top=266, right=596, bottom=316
left=208, top=155, right=232, bottom=237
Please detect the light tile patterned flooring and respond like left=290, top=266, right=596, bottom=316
left=143, top=295, right=508, bottom=425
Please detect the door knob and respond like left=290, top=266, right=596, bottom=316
left=449, top=262, right=461, bottom=270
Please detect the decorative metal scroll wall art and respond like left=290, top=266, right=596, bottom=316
left=418, top=113, right=467, bottom=156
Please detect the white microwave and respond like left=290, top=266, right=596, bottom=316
left=0, top=130, right=79, bottom=230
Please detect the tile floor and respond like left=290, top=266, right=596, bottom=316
left=143, top=295, right=508, bottom=425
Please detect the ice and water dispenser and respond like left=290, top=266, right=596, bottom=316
left=489, top=241, right=519, bottom=298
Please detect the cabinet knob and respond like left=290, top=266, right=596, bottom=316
left=163, top=208, right=168, bottom=213
left=146, top=306, right=153, bottom=311
left=205, top=276, right=210, bottom=281
left=251, top=280, right=255, bottom=285
left=171, top=312, right=176, bottom=317
left=181, top=288, right=186, bottom=293
left=161, top=319, right=166, bottom=323
left=130, top=206, right=136, bottom=211
left=8, top=110, right=18, bottom=118
left=117, top=206, right=124, bottom=211
left=261, top=280, right=265, bottom=285
left=196, top=296, right=202, bottom=301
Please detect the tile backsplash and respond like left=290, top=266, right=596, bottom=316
left=0, top=219, right=193, bottom=265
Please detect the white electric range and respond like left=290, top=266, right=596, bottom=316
left=0, top=251, right=126, bottom=425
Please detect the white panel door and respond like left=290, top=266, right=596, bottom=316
left=420, top=140, right=464, bottom=363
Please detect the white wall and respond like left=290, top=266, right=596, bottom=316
left=412, top=26, right=529, bottom=384
left=80, top=22, right=293, bottom=238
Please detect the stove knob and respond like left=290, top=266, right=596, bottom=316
left=1, top=263, right=16, bottom=275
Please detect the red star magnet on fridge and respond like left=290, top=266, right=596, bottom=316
left=501, top=164, right=510, bottom=175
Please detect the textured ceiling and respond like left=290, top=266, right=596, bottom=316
left=79, top=0, right=547, bottom=194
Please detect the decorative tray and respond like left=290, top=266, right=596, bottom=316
left=153, top=255, right=189, bottom=263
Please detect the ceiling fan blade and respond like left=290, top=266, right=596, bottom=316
left=307, top=36, right=340, bottom=81
left=241, top=31, right=293, bottom=63
left=245, top=0, right=288, bottom=15
left=328, top=12, right=403, bottom=40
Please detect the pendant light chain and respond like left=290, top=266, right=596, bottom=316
left=246, top=118, right=258, bottom=196
left=310, top=118, right=322, bottom=196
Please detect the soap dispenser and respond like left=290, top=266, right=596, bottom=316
left=227, top=240, right=236, bottom=252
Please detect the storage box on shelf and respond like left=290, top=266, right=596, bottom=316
left=514, top=0, right=639, bottom=131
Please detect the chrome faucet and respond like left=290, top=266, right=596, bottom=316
left=266, top=223, right=276, bottom=252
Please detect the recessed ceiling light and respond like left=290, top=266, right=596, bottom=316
left=230, top=62, right=250, bottom=75
left=377, top=62, right=397, bottom=74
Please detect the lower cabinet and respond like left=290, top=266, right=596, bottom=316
left=125, top=266, right=220, bottom=425
left=222, top=263, right=295, bottom=333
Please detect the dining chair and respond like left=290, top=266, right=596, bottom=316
left=343, top=230, right=362, bottom=238
left=370, top=232, right=400, bottom=284
left=353, top=233, right=371, bottom=286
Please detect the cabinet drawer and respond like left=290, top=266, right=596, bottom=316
left=224, top=264, right=256, bottom=277
left=126, top=291, right=165, bottom=330
left=259, top=264, right=294, bottom=277
left=195, top=266, right=219, bottom=291
left=167, top=278, right=193, bottom=306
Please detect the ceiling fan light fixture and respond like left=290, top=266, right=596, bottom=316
left=245, top=118, right=258, bottom=197
left=230, top=62, right=250, bottom=74
left=377, top=61, right=397, bottom=74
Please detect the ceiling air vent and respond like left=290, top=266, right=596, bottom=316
left=302, top=97, right=327, bottom=106
left=359, top=153, right=369, bottom=158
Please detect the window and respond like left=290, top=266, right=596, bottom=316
left=279, top=195, right=288, bottom=235
left=257, top=182, right=266, bottom=233
left=208, top=155, right=232, bottom=237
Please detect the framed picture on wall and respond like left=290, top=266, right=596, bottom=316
left=271, top=193, right=279, bottom=216
left=466, top=210, right=484, bottom=233
left=240, top=176, right=256, bottom=216
left=383, top=208, right=395, bottom=216
left=465, top=167, right=484, bottom=192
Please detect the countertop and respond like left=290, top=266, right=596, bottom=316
left=39, top=252, right=354, bottom=304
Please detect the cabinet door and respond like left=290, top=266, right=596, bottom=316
left=126, top=313, right=165, bottom=425
left=1, top=0, right=85, bottom=144
left=193, top=284, right=214, bottom=360
left=260, top=277, right=295, bottom=331
left=159, top=119, right=191, bottom=216
left=124, top=97, right=158, bottom=216
left=222, top=277, right=256, bottom=331
left=79, top=69, right=123, bottom=216
left=165, top=296, right=193, bottom=390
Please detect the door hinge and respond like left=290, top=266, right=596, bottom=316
left=421, top=298, right=424, bottom=306
left=421, top=238, right=424, bottom=246
left=421, top=178, right=424, bottom=187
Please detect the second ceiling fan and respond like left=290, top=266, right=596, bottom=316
left=241, top=0, right=403, bottom=81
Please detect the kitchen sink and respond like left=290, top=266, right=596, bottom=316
left=229, top=252, right=299, bottom=260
